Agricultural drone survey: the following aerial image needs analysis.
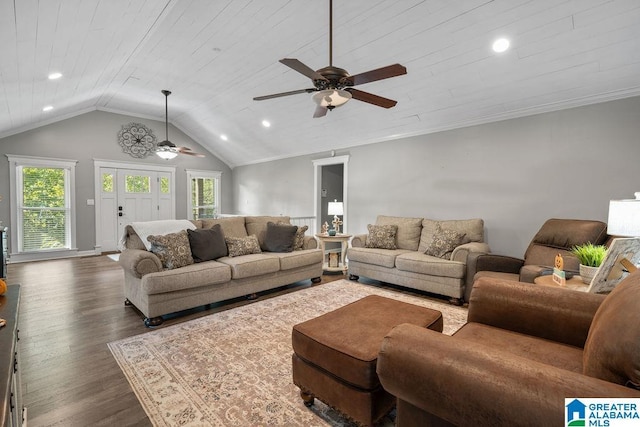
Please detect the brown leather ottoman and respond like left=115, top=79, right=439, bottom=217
left=292, top=295, right=443, bottom=426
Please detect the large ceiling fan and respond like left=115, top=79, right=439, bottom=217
left=253, top=0, right=407, bottom=118
left=155, top=90, right=205, bottom=159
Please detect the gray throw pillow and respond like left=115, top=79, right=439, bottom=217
left=147, top=230, right=194, bottom=269
left=225, top=235, right=262, bottom=257
left=424, top=223, right=465, bottom=259
left=187, top=225, right=227, bottom=262
left=365, top=224, right=398, bottom=249
left=264, top=221, right=298, bottom=252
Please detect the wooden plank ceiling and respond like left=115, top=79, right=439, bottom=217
left=1, top=0, right=639, bottom=167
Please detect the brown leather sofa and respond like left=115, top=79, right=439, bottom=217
left=377, top=270, right=640, bottom=426
left=465, top=218, right=608, bottom=301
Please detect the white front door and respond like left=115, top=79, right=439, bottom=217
left=96, top=165, right=175, bottom=252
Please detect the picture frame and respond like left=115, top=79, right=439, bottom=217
left=588, top=237, right=640, bottom=294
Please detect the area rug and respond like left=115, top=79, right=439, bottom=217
left=108, top=280, right=467, bottom=426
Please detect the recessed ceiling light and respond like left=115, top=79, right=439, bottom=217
left=492, top=38, right=510, bottom=53
left=220, top=134, right=228, bottom=141
left=42, top=105, right=54, bottom=112
left=262, top=120, right=271, bottom=128
left=48, top=72, right=62, bottom=80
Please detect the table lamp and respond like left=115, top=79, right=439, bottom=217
left=607, top=192, right=640, bottom=272
left=327, top=200, right=343, bottom=235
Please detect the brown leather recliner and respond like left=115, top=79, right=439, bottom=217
left=464, top=218, right=608, bottom=301
left=377, top=270, right=640, bottom=427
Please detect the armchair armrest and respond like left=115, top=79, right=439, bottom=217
left=378, top=324, right=640, bottom=427
left=118, top=249, right=162, bottom=278
left=472, top=253, right=525, bottom=275
left=469, top=277, right=606, bottom=347
left=350, top=234, right=367, bottom=248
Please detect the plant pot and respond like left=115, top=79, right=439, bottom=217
left=579, top=264, right=599, bottom=285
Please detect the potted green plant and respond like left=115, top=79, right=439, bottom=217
left=571, top=243, right=607, bottom=284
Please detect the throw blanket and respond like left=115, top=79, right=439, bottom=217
left=121, top=219, right=196, bottom=251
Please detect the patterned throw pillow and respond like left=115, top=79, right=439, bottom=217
left=225, top=235, right=262, bottom=257
left=293, top=225, right=309, bottom=251
left=365, top=224, right=398, bottom=249
left=423, top=223, right=466, bottom=259
left=147, top=230, right=194, bottom=270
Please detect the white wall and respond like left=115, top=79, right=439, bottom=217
left=0, top=110, right=233, bottom=253
left=232, top=96, right=640, bottom=256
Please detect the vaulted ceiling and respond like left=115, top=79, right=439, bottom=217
left=1, top=0, right=639, bottom=167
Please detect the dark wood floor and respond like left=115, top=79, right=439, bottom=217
left=7, top=256, right=345, bottom=426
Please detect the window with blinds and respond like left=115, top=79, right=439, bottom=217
left=187, top=170, right=221, bottom=220
left=19, top=166, right=71, bottom=251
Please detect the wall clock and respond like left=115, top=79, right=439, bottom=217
left=117, top=122, right=157, bottom=158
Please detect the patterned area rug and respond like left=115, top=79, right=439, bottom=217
left=108, top=280, right=468, bottom=426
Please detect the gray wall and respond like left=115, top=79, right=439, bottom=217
left=0, top=110, right=233, bottom=253
left=232, top=96, right=640, bottom=256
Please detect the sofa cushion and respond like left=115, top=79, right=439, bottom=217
left=201, top=217, right=248, bottom=238
left=225, top=235, right=262, bottom=257
left=419, top=219, right=484, bottom=253
left=245, top=216, right=291, bottom=250
left=264, top=222, right=298, bottom=252
left=583, top=270, right=640, bottom=387
left=376, top=215, right=423, bottom=251
left=395, top=252, right=465, bottom=278
left=141, top=260, right=232, bottom=295
left=348, top=246, right=411, bottom=268
left=217, top=253, right=281, bottom=279
left=147, top=230, right=194, bottom=270
left=275, top=248, right=324, bottom=271
left=423, top=223, right=466, bottom=259
left=365, top=224, right=398, bottom=249
left=187, top=225, right=228, bottom=262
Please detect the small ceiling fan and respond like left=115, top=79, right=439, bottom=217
left=156, top=90, right=205, bottom=159
left=253, top=0, right=407, bottom=118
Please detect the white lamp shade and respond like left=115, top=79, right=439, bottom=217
left=327, top=201, right=343, bottom=215
left=607, top=199, right=640, bottom=236
left=156, top=148, right=178, bottom=160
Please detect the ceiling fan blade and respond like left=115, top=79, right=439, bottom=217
left=346, top=88, right=397, bottom=108
left=280, top=58, right=328, bottom=82
left=313, top=105, right=328, bottom=118
left=254, top=88, right=316, bottom=101
left=177, top=147, right=205, bottom=157
left=346, top=64, right=407, bottom=86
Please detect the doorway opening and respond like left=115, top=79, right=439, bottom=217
left=313, top=155, right=349, bottom=234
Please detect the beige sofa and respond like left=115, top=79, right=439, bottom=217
left=119, top=216, right=323, bottom=326
left=348, top=216, right=490, bottom=304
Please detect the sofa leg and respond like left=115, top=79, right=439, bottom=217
left=247, top=293, right=258, bottom=300
left=144, top=316, right=164, bottom=327
left=448, top=297, right=463, bottom=306
left=300, top=390, right=315, bottom=407
left=124, top=298, right=132, bottom=306
left=348, top=274, right=359, bottom=281
left=311, top=277, right=322, bottom=284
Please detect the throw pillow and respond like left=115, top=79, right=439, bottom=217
left=365, top=224, right=398, bottom=249
left=147, top=230, right=194, bottom=269
left=423, top=223, right=465, bottom=259
left=187, top=225, right=228, bottom=262
left=264, top=222, right=298, bottom=252
left=293, top=225, right=309, bottom=250
left=225, top=235, right=262, bottom=257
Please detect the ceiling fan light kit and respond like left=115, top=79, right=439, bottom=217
left=253, top=0, right=406, bottom=118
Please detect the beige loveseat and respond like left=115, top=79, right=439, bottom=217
left=119, top=216, right=323, bottom=326
left=348, top=216, right=490, bottom=304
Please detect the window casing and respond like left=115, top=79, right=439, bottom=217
left=186, top=170, right=221, bottom=220
left=8, top=155, right=77, bottom=257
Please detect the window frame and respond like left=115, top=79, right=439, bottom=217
left=7, top=155, right=78, bottom=261
left=186, top=169, right=222, bottom=220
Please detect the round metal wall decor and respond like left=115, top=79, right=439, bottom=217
left=117, top=122, right=157, bottom=158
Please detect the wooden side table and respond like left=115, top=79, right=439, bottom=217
left=534, top=274, right=589, bottom=292
left=315, top=233, right=352, bottom=274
